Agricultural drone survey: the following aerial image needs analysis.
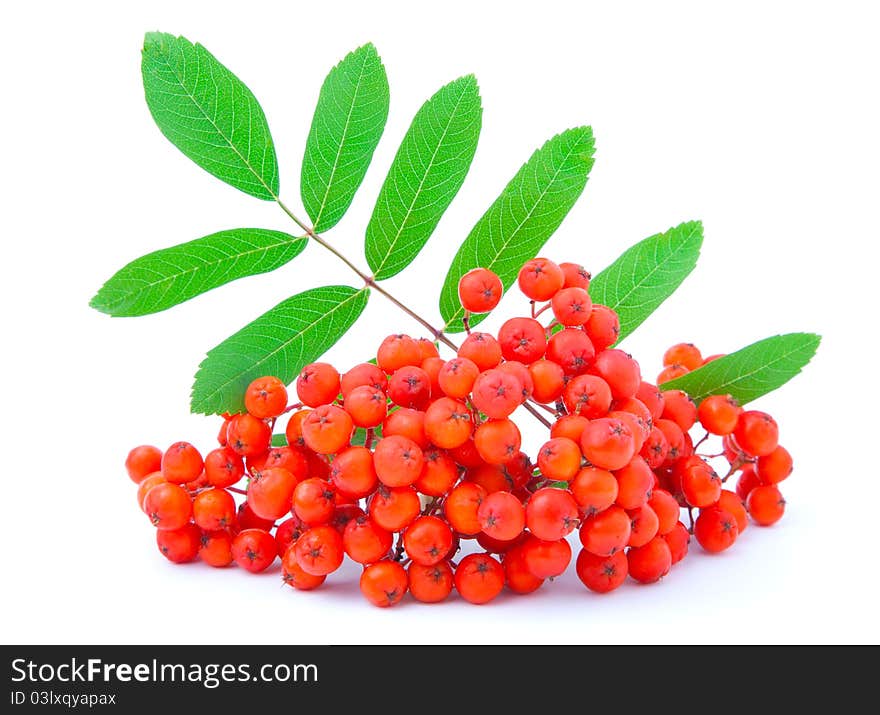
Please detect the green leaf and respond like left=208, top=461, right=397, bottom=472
left=142, top=32, right=279, bottom=200
left=590, top=221, right=703, bottom=344
left=271, top=433, right=288, bottom=447
left=365, top=75, right=482, bottom=280
left=191, top=286, right=370, bottom=414
left=301, top=43, right=390, bottom=232
left=660, top=333, right=821, bottom=405
left=351, top=425, right=383, bottom=446
left=440, top=127, right=595, bottom=332
left=90, top=229, right=306, bottom=316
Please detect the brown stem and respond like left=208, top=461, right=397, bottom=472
left=275, top=197, right=457, bottom=351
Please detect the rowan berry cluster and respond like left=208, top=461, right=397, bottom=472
left=126, top=258, right=793, bottom=606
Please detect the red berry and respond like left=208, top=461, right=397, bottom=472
left=126, top=445, right=163, bottom=484
left=640, top=426, right=669, bottom=468
left=698, top=394, right=742, bottom=435
left=404, top=516, right=454, bottom=566
left=382, top=407, right=428, bottom=448
left=502, top=544, right=544, bottom=595
left=521, top=536, right=571, bottom=579
left=576, top=549, right=627, bottom=593
left=457, top=332, right=503, bottom=371
left=498, top=317, right=547, bottom=364
left=590, top=349, right=641, bottom=400
left=550, top=414, right=589, bottom=442
left=360, top=561, right=408, bottom=607
left=518, top=258, right=565, bottom=301
left=579, top=505, right=631, bottom=556
left=546, top=328, right=596, bottom=375
left=200, top=530, right=234, bottom=567
left=526, top=487, right=579, bottom=540
left=377, top=334, right=422, bottom=374
left=717, top=490, right=748, bottom=533
left=415, top=447, right=459, bottom=496
left=627, top=536, right=672, bottom=584
left=203, top=448, right=245, bottom=488
left=437, top=357, right=480, bottom=399
left=144, top=483, right=192, bottom=530
left=635, top=381, right=665, bottom=421
left=343, top=516, right=393, bottom=564
left=657, top=364, right=689, bottom=385
left=459, top=267, right=503, bottom=313
left=528, top=359, right=565, bottom=403
left=237, top=501, right=275, bottom=531
left=680, top=457, right=722, bottom=508
left=161, top=442, right=204, bottom=484
left=388, top=366, right=432, bottom=410
left=226, top=415, right=271, bottom=458
left=472, top=368, right=524, bottom=419
left=416, top=339, right=440, bottom=361
left=192, top=488, right=236, bottom=531
left=248, top=467, right=297, bottom=521
left=330, top=446, right=379, bottom=499
left=536, top=438, right=582, bottom=482
left=694, top=507, right=739, bottom=553
left=281, top=547, right=325, bottom=590
left=563, top=374, right=612, bottom=418
left=477, top=491, right=525, bottom=542
left=648, top=488, right=681, bottom=535
left=627, top=504, right=660, bottom=548
left=735, top=465, right=761, bottom=501
left=614, top=457, right=654, bottom=510
left=661, top=390, right=697, bottom=432
left=275, top=516, right=307, bottom=557
left=373, top=435, right=424, bottom=487
left=747, top=484, right=786, bottom=526
left=408, top=561, right=454, bottom=603
left=551, top=287, right=593, bottom=326
left=156, top=524, right=200, bottom=563
left=584, top=305, right=620, bottom=352
left=474, top=419, right=521, bottom=465
left=231, top=528, right=277, bottom=573
left=663, top=521, right=690, bottom=564
left=294, top=525, right=344, bottom=576
left=663, top=343, right=703, bottom=371
left=444, top=482, right=487, bottom=535
left=341, top=363, right=387, bottom=398
left=570, top=466, right=618, bottom=515
left=580, top=417, right=636, bottom=471
left=369, top=485, right=421, bottom=532
left=454, top=553, right=505, bottom=604
left=734, top=411, right=779, bottom=457
left=301, top=405, right=353, bottom=454
left=343, top=385, right=387, bottom=428
left=296, top=362, right=340, bottom=407
left=756, top=445, right=793, bottom=484
left=292, top=477, right=337, bottom=525
left=245, top=376, right=288, bottom=418
left=560, top=262, right=591, bottom=290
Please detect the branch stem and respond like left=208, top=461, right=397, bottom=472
left=273, top=196, right=552, bottom=430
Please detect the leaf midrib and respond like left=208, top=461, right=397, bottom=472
left=153, top=43, right=275, bottom=197
left=371, top=81, right=472, bottom=278
left=98, top=234, right=302, bottom=311
left=196, top=288, right=368, bottom=405
left=312, top=50, right=372, bottom=229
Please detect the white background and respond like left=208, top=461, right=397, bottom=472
left=2, top=0, right=878, bottom=644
